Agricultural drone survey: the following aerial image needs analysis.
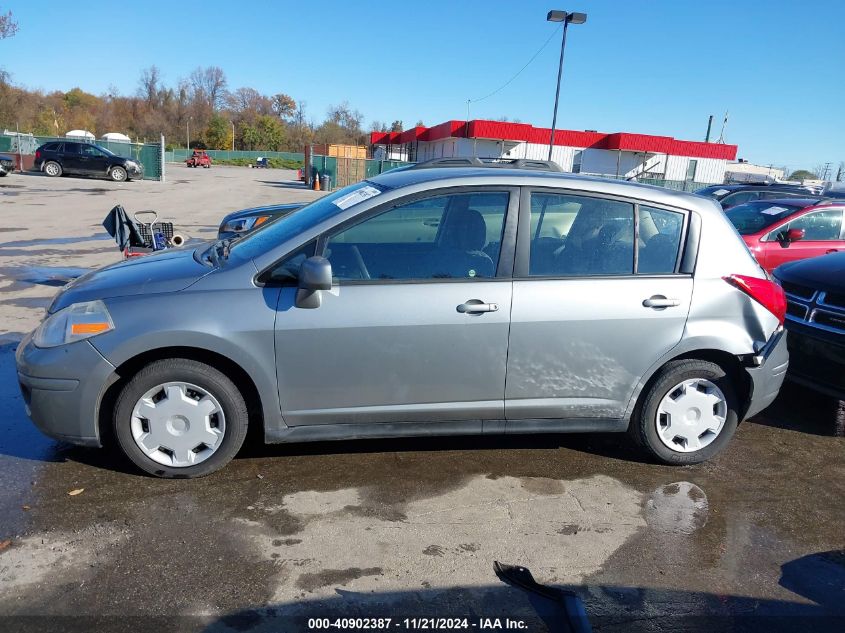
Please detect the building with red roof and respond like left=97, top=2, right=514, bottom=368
left=370, top=119, right=738, bottom=184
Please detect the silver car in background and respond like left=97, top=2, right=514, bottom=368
left=16, top=160, right=788, bottom=477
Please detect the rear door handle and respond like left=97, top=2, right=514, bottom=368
left=643, top=295, right=680, bottom=308
left=457, top=299, right=499, bottom=314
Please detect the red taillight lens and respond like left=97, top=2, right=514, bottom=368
left=35, top=150, right=41, bottom=160
left=723, top=274, right=786, bottom=325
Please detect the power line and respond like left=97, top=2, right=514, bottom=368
left=467, top=24, right=562, bottom=112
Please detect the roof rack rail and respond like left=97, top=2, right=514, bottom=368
left=410, top=157, right=563, bottom=172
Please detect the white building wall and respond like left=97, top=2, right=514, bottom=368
left=694, top=159, right=726, bottom=184
left=665, top=156, right=689, bottom=181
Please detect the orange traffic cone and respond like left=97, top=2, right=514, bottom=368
left=313, top=172, right=321, bottom=191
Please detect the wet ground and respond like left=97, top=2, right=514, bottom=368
left=0, top=169, right=843, bottom=632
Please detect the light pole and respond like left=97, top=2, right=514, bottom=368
left=186, top=116, right=192, bottom=150
left=231, top=121, right=235, bottom=151
left=546, top=10, right=587, bottom=161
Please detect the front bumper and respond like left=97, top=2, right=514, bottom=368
left=15, top=331, right=116, bottom=447
left=744, top=328, right=789, bottom=419
left=0, top=159, right=13, bottom=175
left=784, top=321, right=845, bottom=400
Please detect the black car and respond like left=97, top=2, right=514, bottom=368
left=217, top=202, right=305, bottom=239
left=34, top=141, right=143, bottom=182
left=774, top=252, right=845, bottom=400
left=0, top=153, right=14, bottom=176
left=695, top=183, right=820, bottom=209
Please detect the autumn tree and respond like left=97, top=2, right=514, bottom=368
left=205, top=114, right=231, bottom=150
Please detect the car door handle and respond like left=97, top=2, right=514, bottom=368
left=457, top=300, right=499, bottom=314
left=642, top=295, right=680, bottom=308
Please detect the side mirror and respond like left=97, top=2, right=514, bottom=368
left=295, top=256, right=332, bottom=309
left=777, top=228, right=805, bottom=248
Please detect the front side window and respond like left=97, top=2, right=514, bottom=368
left=778, top=209, right=844, bottom=241
left=528, top=193, right=634, bottom=276
left=325, top=191, right=509, bottom=281
left=80, top=145, right=105, bottom=157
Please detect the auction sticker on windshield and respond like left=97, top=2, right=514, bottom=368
left=761, top=206, right=789, bottom=215
left=333, top=185, right=382, bottom=210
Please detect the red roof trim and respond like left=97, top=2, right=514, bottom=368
left=372, top=119, right=737, bottom=160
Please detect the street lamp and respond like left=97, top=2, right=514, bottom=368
left=231, top=121, right=235, bottom=151
left=546, top=10, right=587, bottom=161
left=186, top=116, right=192, bottom=150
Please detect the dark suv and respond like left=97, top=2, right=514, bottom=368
left=34, top=141, right=143, bottom=182
left=695, top=183, right=819, bottom=209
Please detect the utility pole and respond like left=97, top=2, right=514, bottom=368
left=705, top=115, right=714, bottom=142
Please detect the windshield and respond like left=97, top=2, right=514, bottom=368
left=96, top=145, right=117, bottom=156
left=230, top=180, right=389, bottom=259
left=725, top=201, right=807, bottom=235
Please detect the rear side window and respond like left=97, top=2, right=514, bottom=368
left=64, top=143, right=82, bottom=155
left=528, top=193, right=634, bottom=276
left=637, top=206, right=684, bottom=274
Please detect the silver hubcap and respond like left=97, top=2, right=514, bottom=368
left=46, top=163, right=59, bottom=175
left=655, top=379, right=727, bottom=453
left=112, top=168, right=126, bottom=181
left=130, top=382, right=225, bottom=467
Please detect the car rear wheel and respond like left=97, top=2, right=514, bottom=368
left=631, top=359, right=738, bottom=465
left=44, top=161, right=62, bottom=177
left=110, top=166, right=127, bottom=182
left=113, top=359, right=249, bottom=478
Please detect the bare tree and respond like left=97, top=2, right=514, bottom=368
left=271, top=93, right=296, bottom=120
left=0, top=9, right=18, bottom=39
left=189, top=66, right=227, bottom=110
left=138, top=66, right=161, bottom=107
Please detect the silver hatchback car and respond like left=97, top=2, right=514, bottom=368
left=16, top=161, right=788, bottom=478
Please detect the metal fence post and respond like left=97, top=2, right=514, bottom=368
left=160, top=134, right=166, bottom=183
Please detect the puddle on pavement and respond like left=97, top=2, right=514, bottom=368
left=0, top=265, right=90, bottom=287
left=0, top=234, right=110, bottom=248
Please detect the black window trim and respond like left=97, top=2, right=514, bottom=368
left=513, top=186, right=693, bottom=280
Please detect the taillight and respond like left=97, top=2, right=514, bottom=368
left=35, top=150, right=41, bottom=160
left=723, top=274, right=786, bottom=325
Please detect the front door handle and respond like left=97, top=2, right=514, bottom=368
left=643, top=295, right=680, bottom=309
left=457, top=299, right=499, bottom=314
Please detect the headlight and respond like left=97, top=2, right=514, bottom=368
left=221, top=215, right=270, bottom=233
left=33, top=300, right=115, bottom=348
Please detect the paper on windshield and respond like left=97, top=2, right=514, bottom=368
left=333, top=185, right=382, bottom=210
left=713, top=189, right=730, bottom=196
left=761, top=206, right=788, bottom=215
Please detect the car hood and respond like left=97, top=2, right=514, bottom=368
left=775, top=252, right=845, bottom=293
left=49, top=247, right=214, bottom=313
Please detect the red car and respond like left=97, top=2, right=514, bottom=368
left=726, top=198, right=845, bottom=271
left=186, top=150, right=212, bottom=168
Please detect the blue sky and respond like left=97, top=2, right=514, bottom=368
left=3, top=0, right=844, bottom=172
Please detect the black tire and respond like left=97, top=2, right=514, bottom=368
left=110, top=166, right=127, bottom=182
left=113, top=358, right=249, bottom=478
left=44, top=161, right=62, bottom=177
left=631, top=359, right=739, bottom=465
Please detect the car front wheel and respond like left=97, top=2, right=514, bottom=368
left=44, top=161, right=62, bottom=177
left=631, top=359, right=739, bottom=465
left=113, top=358, right=249, bottom=478
left=110, top=166, right=127, bottom=182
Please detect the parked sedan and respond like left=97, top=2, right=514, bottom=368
left=34, top=141, right=143, bottom=182
left=774, top=252, right=845, bottom=400
left=17, top=161, right=787, bottom=478
left=726, top=199, right=844, bottom=271
left=217, top=203, right=306, bottom=240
